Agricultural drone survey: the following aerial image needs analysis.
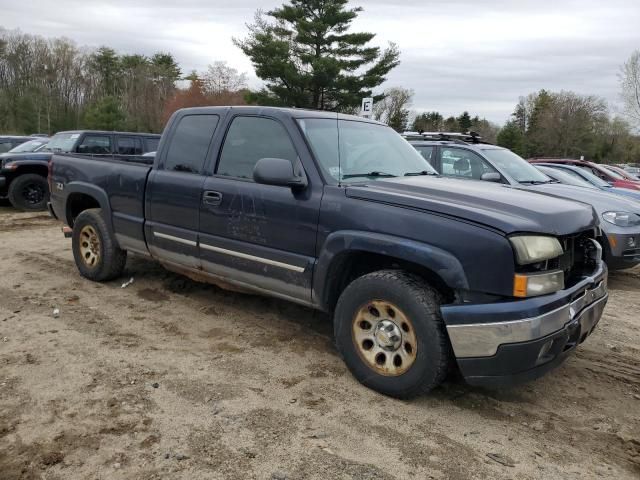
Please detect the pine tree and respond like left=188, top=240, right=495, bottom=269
left=411, top=112, right=444, bottom=132
left=84, top=96, right=126, bottom=131
left=457, top=111, right=472, bottom=132
left=497, top=120, right=526, bottom=156
left=234, top=0, right=400, bottom=111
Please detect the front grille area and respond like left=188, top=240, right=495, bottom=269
left=558, top=231, right=600, bottom=287
left=623, top=248, right=640, bottom=259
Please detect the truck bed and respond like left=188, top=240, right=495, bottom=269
left=49, top=152, right=152, bottom=255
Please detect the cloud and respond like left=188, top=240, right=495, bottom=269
left=4, top=0, right=639, bottom=123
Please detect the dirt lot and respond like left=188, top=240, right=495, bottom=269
left=0, top=206, right=638, bottom=480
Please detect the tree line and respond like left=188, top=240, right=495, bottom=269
left=2, top=0, right=640, bottom=164
left=497, top=90, right=640, bottom=163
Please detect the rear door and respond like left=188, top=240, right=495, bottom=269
left=198, top=114, right=322, bottom=303
left=144, top=113, right=220, bottom=269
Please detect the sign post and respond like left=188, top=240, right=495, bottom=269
left=360, top=97, right=373, bottom=118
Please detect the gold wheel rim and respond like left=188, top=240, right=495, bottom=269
left=352, top=300, right=418, bottom=376
left=79, top=225, right=101, bottom=268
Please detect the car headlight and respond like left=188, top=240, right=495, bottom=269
left=602, top=211, right=640, bottom=227
left=509, top=235, right=564, bottom=265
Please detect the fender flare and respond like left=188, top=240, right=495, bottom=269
left=62, top=181, right=114, bottom=232
left=313, top=230, right=469, bottom=309
left=8, top=159, right=50, bottom=172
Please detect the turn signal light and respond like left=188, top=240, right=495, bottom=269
left=513, top=271, right=564, bottom=298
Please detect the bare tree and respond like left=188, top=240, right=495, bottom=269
left=202, top=61, right=248, bottom=96
left=373, top=87, right=413, bottom=132
left=620, top=50, right=640, bottom=127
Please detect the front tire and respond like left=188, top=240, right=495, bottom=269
left=334, top=270, right=452, bottom=398
left=72, top=208, right=127, bottom=281
left=7, top=174, right=49, bottom=211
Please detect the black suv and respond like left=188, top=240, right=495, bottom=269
left=0, top=130, right=160, bottom=211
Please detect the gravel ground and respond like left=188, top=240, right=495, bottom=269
left=0, top=205, right=639, bottom=480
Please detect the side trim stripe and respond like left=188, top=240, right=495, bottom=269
left=153, top=230, right=306, bottom=273
left=154, top=231, right=198, bottom=247
left=200, top=243, right=306, bottom=273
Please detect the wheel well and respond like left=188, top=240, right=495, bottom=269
left=66, top=193, right=100, bottom=226
left=324, top=250, right=454, bottom=311
left=12, top=165, right=48, bottom=179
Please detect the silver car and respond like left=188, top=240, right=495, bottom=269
left=410, top=140, right=640, bottom=270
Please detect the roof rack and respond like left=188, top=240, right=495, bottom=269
left=401, top=131, right=490, bottom=145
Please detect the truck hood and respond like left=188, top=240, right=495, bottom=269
left=0, top=152, right=52, bottom=167
left=524, top=183, right=640, bottom=216
left=345, top=176, right=597, bottom=235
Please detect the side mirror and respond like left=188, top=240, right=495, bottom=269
left=253, top=157, right=307, bottom=189
left=481, top=172, right=502, bottom=183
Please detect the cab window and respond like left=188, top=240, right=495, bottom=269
left=217, top=116, right=298, bottom=180
left=117, top=137, right=143, bottom=155
left=145, top=137, right=159, bottom=153
left=440, top=147, right=498, bottom=180
left=77, top=135, right=112, bottom=154
left=164, top=115, right=219, bottom=173
left=414, top=145, right=435, bottom=166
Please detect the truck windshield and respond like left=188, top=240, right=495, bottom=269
left=9, top=139, right=49, bottom=153
left=481, top=148, right=551, bottom=184
left=297, top=118, right=437, bottom=183
left=42, top=133, right=78, bottom=153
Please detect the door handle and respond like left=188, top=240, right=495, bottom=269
left=203, top=190, right=223, bottom=206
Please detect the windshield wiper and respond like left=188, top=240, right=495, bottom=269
left=404, top=170, right=438, bottom=176
left=341, top=171, right=397, bottom=179
left=519, top=180, right=551, bottom=185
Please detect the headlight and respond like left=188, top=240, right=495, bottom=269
left=510, top=235, right=564, bottom=265
left=602, top=211, right=640, bottom=227
left=514, top=271, right=564, bottom=298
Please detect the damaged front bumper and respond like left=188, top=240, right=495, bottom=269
left=441, top=262, right=607, bottom=387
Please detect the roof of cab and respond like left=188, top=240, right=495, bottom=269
left=408, top=139, right=506, bottom=152
left=0, top=135, right=36, bottom=141
left=175, top=105, right=385, bottom=125
left=55, top=130, right=161, bottom=137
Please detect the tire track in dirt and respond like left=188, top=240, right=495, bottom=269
left=0, top=212, right=56, bottom=232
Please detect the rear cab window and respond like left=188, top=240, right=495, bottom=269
left=163, top=115, right=219, bottom=173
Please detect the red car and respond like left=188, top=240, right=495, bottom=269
left=604, top=164, right=640, bottom=181
left=529, top=158, right=640, bottom=191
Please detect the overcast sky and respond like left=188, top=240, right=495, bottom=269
left=3, top=0, right=639, bottom=124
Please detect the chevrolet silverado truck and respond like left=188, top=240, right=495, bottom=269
left=1, top=130, right=159, bottom=211
left=49, top=107, right=608, bottom=397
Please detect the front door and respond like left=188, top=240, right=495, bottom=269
left=198, top=115, right=322, bottom=303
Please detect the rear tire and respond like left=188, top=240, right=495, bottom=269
left=334, top=270, right=452, bottom=398
left=7, top=174, right=49, bottom=211
left=72, top=208, right=127, bottom=281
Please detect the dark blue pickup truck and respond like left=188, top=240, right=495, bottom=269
left=49, top=107, right=608, bottom=397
